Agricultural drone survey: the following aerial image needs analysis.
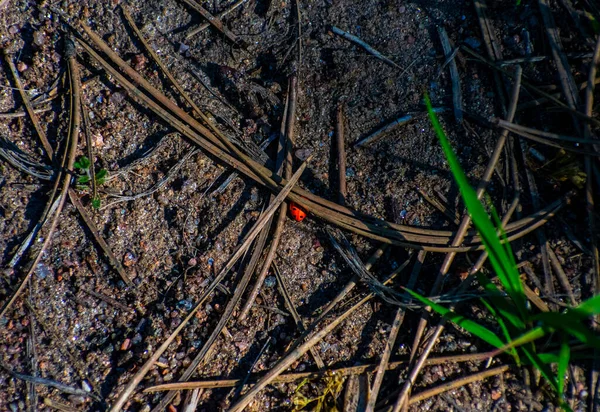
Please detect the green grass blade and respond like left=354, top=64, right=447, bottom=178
left=534, top=312, right=600, bottom=349
left=404, top=288, right=505, bottom=349
left=492, top=326, right=547, bottom=357
left=558, top=337, right=570, bottom=396
left=477, top=273, right=526, bottom=330
left=574, top=294, right=600, bottom=317
left=521, top=345, right=560, bottom=393
left=481, top=298, right=520, bottom=363
left=425, top=93, right=528, bottom=321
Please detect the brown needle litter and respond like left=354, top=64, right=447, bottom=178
left=108, top=153, right=312, bottom=412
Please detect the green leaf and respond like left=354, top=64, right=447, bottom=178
left=573, top=294, right=600, bottom=317
left=425, top=93, right=528, bottom=321
left=534, top=312, right=600, bottom=349
left=91, top=197, right=101, bottom=209
left=558, top=337, right=570, bottom=396
left=480, top=298, right=520, bottom=363
left=521, top=345, right=560, bottom=393
left=477, top=273, right=525, bottom=330
left=492, top=326, right=547, bottom=357
left=95, top=169, right=108, bottom=185
left=77, top=175, right=91, bottom=184
left=404, top=288, right=505, bottom=349
left=74, top=156, right=91, bottom=170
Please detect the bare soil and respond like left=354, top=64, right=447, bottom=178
left=0, top=0, right=595, bottom=411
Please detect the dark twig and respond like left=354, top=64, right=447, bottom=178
left=336, top=102, right=347, bottom=205
left=185, top=0, right=247, bottom=39
left=473, top=0, right=507, bottom=116
left=498, top=52, right=594, bottom=66
left=407, top=365, right=509, bottom=405
left=228, top=268, right=405, bottom=412
left=152, top=212, right=273, bottom=412
left=102, top=148, right=198, bottom=209
left=0, top=364, right=100, bottom=401
left=144, top=351, right=500, bottom=392
left=331, top=26, right=403, bottom=70
left=438, top=26, right=463, bottom=124
left=2, top=50, right=54, bottom=159
left=272, top=262, right=326, bottom=369
left=79, top=287, right=134, bottom=313
left=238, top=75, right=297, bottom=321
left=0, top=106, right=52, bottom=119
left=416, top=187, right=460, bottom=225
left=69, top=190, right=134, bottom=287
left=178, top=0, right=244, bottom=46
left=353, top=110, right=443, bottom=148
left=547, top=246, right=577, bottom=306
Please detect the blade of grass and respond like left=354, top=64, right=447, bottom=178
left=558, top=337, right=570, bottom=396
left=403, top=288, right=505, bottom=349
left=425, top=93, right=528, bottom=321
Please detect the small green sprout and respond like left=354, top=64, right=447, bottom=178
left=73, top=156, right=108, bottom=209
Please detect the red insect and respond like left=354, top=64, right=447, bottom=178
left=289, top=202, right=307, bottom=222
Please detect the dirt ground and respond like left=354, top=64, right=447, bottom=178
left=0, top=0, right=597, bottom=410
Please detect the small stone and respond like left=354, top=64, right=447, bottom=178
left=120, top=338, right=131, bottom=351
left=81, top=380, right=92, bottom=392
left=176, top=300, right=193, bottom=311
left=131, top=54, right=147, bottom=70
left=264, top=276, right=276, bottom=288
left=398, top=5, right=406, bottom=13
left=110, top=91, right=125, bottom=105
left=122, top=251, right=138, bottom=267
left=178, top=43, right=190, bottom=54
left=33, top=30, right=46, bottom=46
left=8, top=25, right=19, bottom=35
left=35, top=263, right=51, bottom=280
left=464, top=37, right=481, bottom=49
left=92, top=133, right=104, bottom=148
left=16, top=61, right=27, bottom=72
left=187, top=257, right=197, bottom=267
left=295, top=148, right=312, bottom=161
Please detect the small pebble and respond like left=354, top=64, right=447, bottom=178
left=178, top=43, right=190, bottom=54
left=35, top=263, right=51, bottom=280
left=176, top=300, right=193, bottom=311
left=33, top=30, right=46, bottom=46
left=264, top=276, right=276, bottom=288
left=8, top=25, right=19, bottom=35
left=131, top=54, right=147, bottom=70
left=120, top=338, right=131, bottom=351
left=187, top=257, right=197, bottom=267
left=295, top=148, right=312, bottom=161
left=82, top=380, right=92, bottom=392
left=16, top=61, right=28, bottom=72
left=464, top=37, right=481, bottom=49
left=122, top=251, right=138, bottom=267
